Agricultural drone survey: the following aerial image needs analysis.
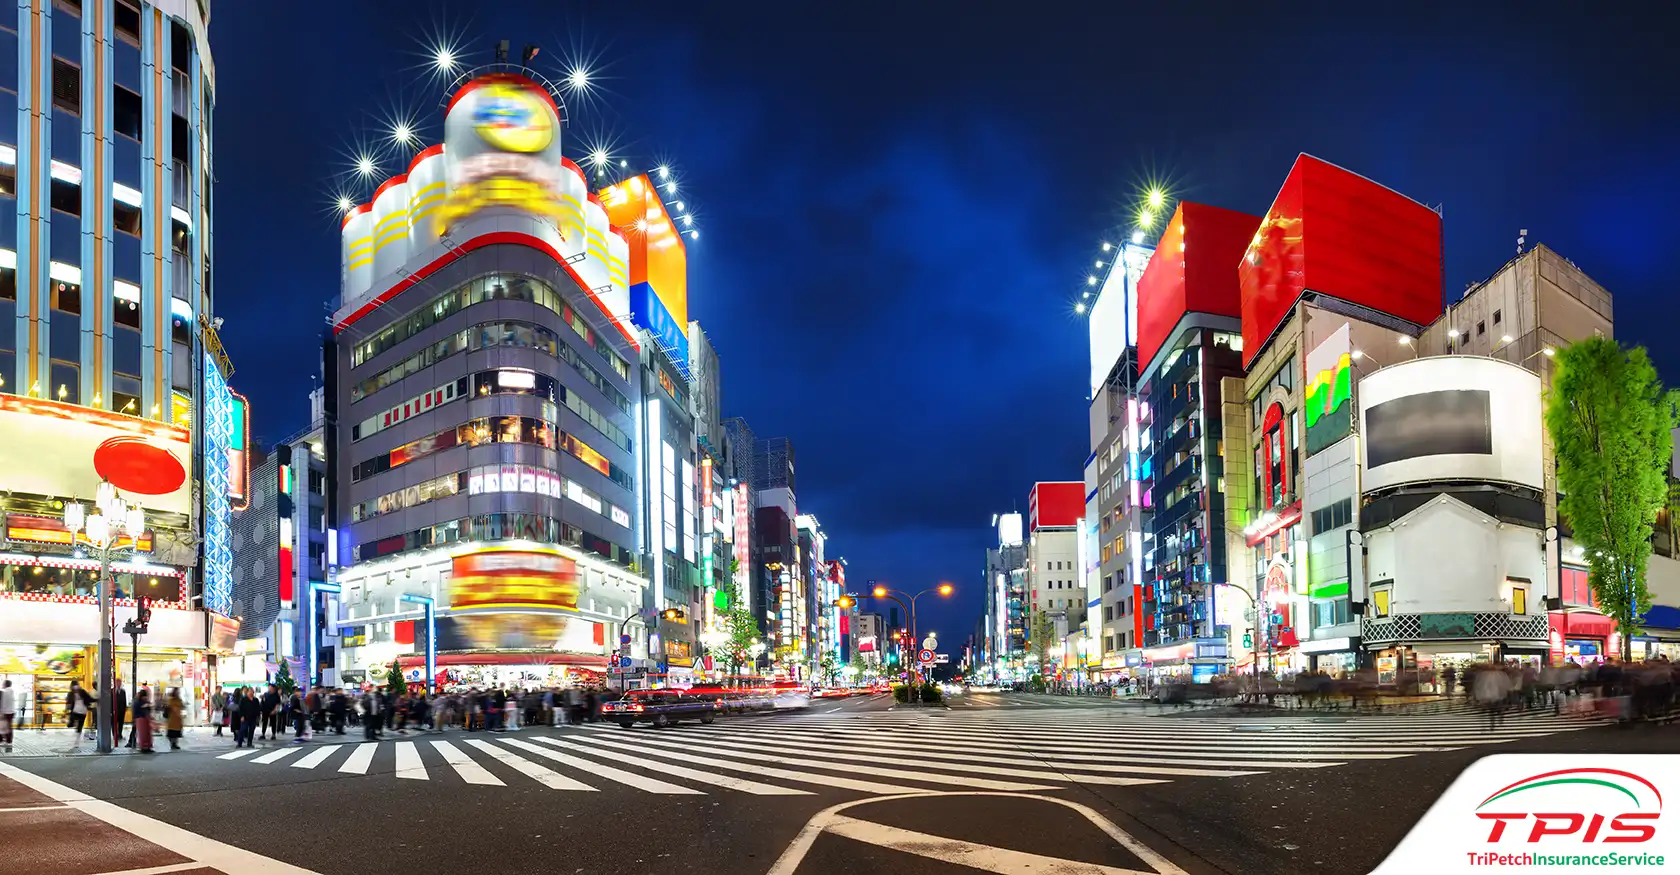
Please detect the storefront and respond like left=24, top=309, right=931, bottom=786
left=396, top=652, right=610, bottom=690
left=1299, top=636, right=1360, bottom=676
left=1548, top=609, right=1620, bottom=665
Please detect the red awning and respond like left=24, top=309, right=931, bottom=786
left=1550, top=610, right=1616, bottom=640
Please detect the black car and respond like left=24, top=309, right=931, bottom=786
left=603, top=690, right=721, bottom=728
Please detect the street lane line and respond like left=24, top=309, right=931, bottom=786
left=503, top=738, right=702, bottom=794
left=0, top=804, right=67, bottom=813
left=601, top=732, right=1073, bottom=791
left=430, top=740, right=504, bottom=786
left=338, top=743, right=377, bottom=774
left=560, top=736, right=811, bottom=795
left=0, top=760, right=320, bottom=874
left=462, top=739, right=597, bottom=791
left=216, top=749, right=258, bottom=760
left=290, top=746, right=339, bottom=769
left=706, top=723, right=1439, bottom=757
left=822, top=813, right=1146, bottom=875
left=560, top=733, right=936, bottom=795
left=393, top=741, right=427, bottom=780
left=672, top=731, right=1250, bottom=781
left=86, top=863, right=206, bottom=875
left=250, top=746, right=302, bottom=765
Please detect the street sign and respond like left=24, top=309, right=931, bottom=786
left=917, top=649, right=935, bottom=664
left=620, top=634, right=632, bottom=645
left=922, top=635, right=937, bottom=650
left=935, top=654, right=949, bottom=664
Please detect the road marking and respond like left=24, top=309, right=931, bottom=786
left=622, top=732, right=1060, bottom=791
left=393, top=741, right=427, bottom=780
left=561, top=735, right=811, bottom=796
left=565, top=733, right=927, bottom=795
left=0, top=804, right=66, bottom=813
left=338, top=743, right=377, bottom=774
left=250, top=746, right=301, bottom=765
left=676, top=730, right=1175, bottom=785
left=505, top=737, right=702, bottom=795
left=462, top=739, right=597, bottom=791
left=87, top=863, right=214, bottom=875
left=216, top=748, right=258, bottom=760
left=0, top=760, right=321, bottom=874
left=825, top=707, right=841, bottom=713
left=767, top=790, right=1189, bottom=875
left=291, top=746, right=338, bottom=769
left=430, top=740, right=504, bottom=786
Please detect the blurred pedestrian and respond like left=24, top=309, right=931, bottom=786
left=132, top=688, right=155, bottom=753
left=210, top=685, right=227, bottom=736
left=64, top=681, right=92, bottom=752
left=164, top=688, right=185, bottom=750
left=0, top=679, right=16, bottom=753
left=1473, top=665, right=1511, bottom=729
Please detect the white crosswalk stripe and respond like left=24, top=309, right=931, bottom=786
left=208, top=706, right=1606, bottom=797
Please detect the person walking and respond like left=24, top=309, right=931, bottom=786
left=64, top=681, right=92, bottom=752
left=1473, top=665, right=1512, bottom=729
left=361, top=689, right=382, bottom=740
left=132, top=688, right=155, bottom=753
left=0, top=679, right=16, bottom=753
left=259, top=685, right=281, bottom=740
left=210, top=686, right=227, bottom=736
left=236, top=688, right=261, bottom=747
left=228, top=687, right=245, bottom=744
left=111, top=684, right=128, bottom=747
left=164, top=688, right=185, bottom=750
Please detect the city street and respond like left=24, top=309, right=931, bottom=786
left=2, top=694, right=1664, bottom=875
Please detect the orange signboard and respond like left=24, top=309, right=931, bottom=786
left=599, top=174, right=688, bottom=327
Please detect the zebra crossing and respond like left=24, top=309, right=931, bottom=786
left=211, top=706, right=1607, bottom=797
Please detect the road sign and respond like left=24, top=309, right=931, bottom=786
left=620, top=634, right=632, bottom=645
left=917, top=649, right=935, bottom=664
left=922, top=635, right=937, bottom=650
left=700, top=655, right=715, bottom=672
left=935, top=654, right=949, bottom=664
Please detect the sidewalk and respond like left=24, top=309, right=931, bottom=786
left=2, top=726, right=234, bottom=758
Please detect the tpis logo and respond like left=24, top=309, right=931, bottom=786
left=1476, top=767, right=1662, bottom=844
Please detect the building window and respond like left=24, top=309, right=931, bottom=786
left=50, top=361, right=78, bottom=405
left=54, top=280, right=81, bottom=315
left=114, top=85, right=143, bottom=141
left=51, top=177, right=79, bottom=216
left=1493, top=309, right=1502, bottom=325
left=114, top=200, right=141, bottom=236
left=0, top=160, right=15, bottom=197
left=1477, top=321, right=1485, bottom=336
left=0, top=266, right=14, bottom=301
left=114, top=297, right=141, bottom=329
left=115, top=1, right=140, bottom=44
left=1510, top=584, right=1527, bottom=616
left=51, top=59, right=80, bottom=115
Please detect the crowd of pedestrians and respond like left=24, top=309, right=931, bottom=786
left=1462, top=658, right=1679, bottom=726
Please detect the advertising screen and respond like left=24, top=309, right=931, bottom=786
left=0, top=396, right=191, bottom=516
left=437, top=75, right=568, bottom=235
left=1358, top=356, right=1541, bottom=492
left=1303, top=322, right=1353, bottom=456
left=449, top=548, right=580, bottom=612
left=601, top=174, right=689, bottom=331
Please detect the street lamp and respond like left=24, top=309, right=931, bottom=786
left=1350, top=349, right=1381, bottom=368
left=867, top=583, right=954, bottom=692
left=1211, top=581, right=1267, bottom=700
left=63, top=480, right=146, bottom=754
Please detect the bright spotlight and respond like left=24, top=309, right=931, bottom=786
left=673, top=201, right=685, bottom=211
left=392, top=122, right=415, bottom=146
left=1131, top=230, right=1145, bottom=244
left=1075, top=302, right=1087, bottom=314
left=434, top=48, right=456, bottom=72
left=681, top=215, right=693, bottom=227
left=1101, top=242, right=1112, bottom=252
left=337, top=196, right=354, bottom=212
left=688, top=230, right=699, bottom=239
left=664, top=181, right=677, bottom=194
left=619, top=159, right=628, bottom=168
left=657, top=165, right=670, bottom=180
left=633, top=217, right=648, bottom=233
left=1139, top=208, right=1155, bottom=228
left=565, top=65, right=591, bottom=93
left=354, top=154, right=376, bottom=178
left=1147, top=188, right=1166, bottom=209
left=1086, top=276, right=1097, bottom=286
left=588, top=149, right=608, bottom=168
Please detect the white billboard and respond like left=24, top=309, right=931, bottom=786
left=0, top=396, right=192, bottom=516
left=1088, top=241, right=1154, bottom=393
left=1358, top=356, right=1543, bottom=493
left=998, top=512, right=1024, bottom=547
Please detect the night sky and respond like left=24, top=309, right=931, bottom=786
left=210, top=3, right=1680, bottom=645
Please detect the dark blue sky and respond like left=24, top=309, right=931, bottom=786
left=210, top=2, right=1680, bottom=643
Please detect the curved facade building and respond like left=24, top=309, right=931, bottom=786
left=329, top=72, right=659, bottom=689
left=0, top=1, right=222, bottom=722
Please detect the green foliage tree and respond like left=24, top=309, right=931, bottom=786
left=1546, top=337, right=1680, bottom=652
left=818, top=653, right=837, bottom=687
left=718, top=560, right=761, bottom=683
left=273, top=659, right=297, bottom=696
left=386, top=658, right=407, bottom=698
left=1030, top=610, right=1056, bottom=671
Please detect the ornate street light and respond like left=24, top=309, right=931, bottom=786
left=64, top=480, right=146, bottom=754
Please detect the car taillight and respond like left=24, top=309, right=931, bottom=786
left=629, top=704, right=644, bottom=712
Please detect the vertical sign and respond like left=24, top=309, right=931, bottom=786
left=733, top=483, right=751, bottom=614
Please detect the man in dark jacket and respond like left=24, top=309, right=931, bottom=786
left=235, top=688, right=261, bottom=747
left=259, top=685, right=281, bottom=740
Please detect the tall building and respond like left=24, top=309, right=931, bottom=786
left=756, top=435, right=795, bottom=493
left=1026, top=482, right=1081, bottom=674
left=327, top=72, right=653, bottom=690
left=1084, top=239, right=1154, bottom=683
left=687, top=321, right=722, bottom=454
left=1134, top=201, right=1259, bottom=683
left=984, top=511, right=1027, bottom=680
left=0, top=1, right=227, bottom=723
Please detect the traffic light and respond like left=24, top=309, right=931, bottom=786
left=661, top=608, right=685, bottom=621
left=835, top=595, right=855, bottom=609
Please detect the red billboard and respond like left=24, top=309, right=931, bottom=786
left=1238, top=154, right=1444, bottom=368
left=1135, top=202, right=1259, bottom=369
left=1028, top=482, right=1083, bottom=531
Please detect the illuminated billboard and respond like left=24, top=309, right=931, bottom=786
left=202, top=357, right=235, bottom=616
left=1303, top=322, right=1352, bottom=456
left=228, top=391, right=250, bottom=509
left=601, top=174, right=689, bottom=354
left=631, top=282, right=691, bottom=379
left=1358, top=357, right=1542, bottom=493
left=436, top=76, right=568, bottom=236
left=1087, top=241, right=1154, bottom=393
left=449, top=548, right=580, bottom=612
left=0, top=395, right=190, bottom=516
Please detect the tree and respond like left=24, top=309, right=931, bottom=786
left=1030, top=610, right=1056, bottom=671
left=273, top=659, right=297, bottom=696
left=818, top=653, right=837, bottom=686
left=1546, top=337, right=1680, bottom=653
left=386, top=658, right=408, bottom=698
left=717, top=560, right=761, bottom=683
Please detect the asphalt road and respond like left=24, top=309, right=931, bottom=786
left=3, top=693, right=1673, bottom=875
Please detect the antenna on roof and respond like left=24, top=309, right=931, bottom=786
left=1517, top=229, right=1528, bottom=257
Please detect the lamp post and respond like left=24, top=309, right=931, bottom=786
left=63, top=480, right=146, bottom=754
left=1212, top=581, right=1266, bottom=702
left=867, top=584, right=953, bottom=691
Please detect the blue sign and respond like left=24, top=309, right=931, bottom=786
left=629, top=282, right=691, bottom=378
